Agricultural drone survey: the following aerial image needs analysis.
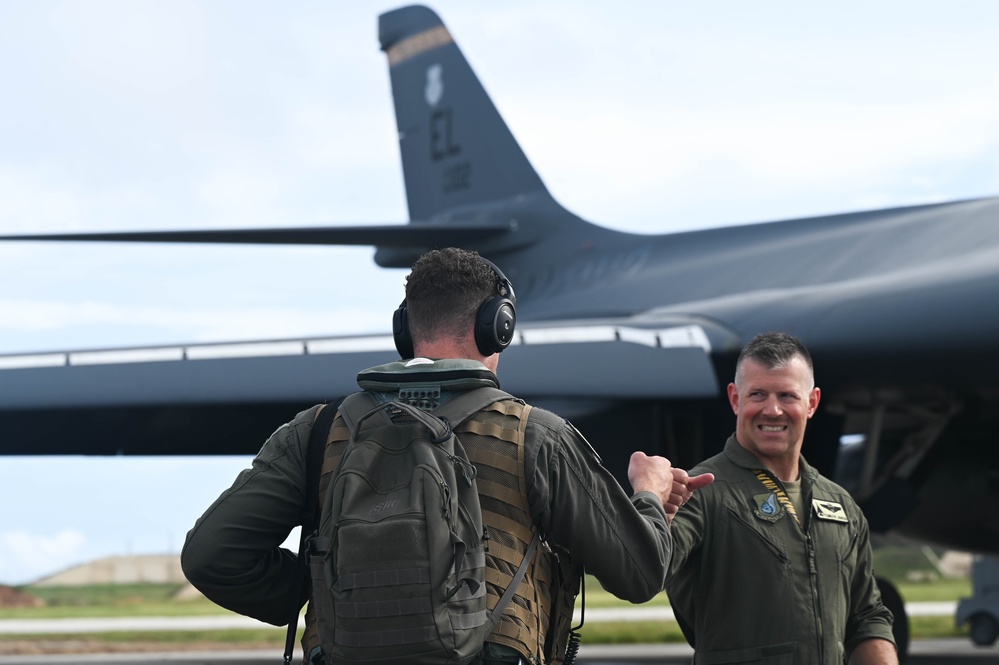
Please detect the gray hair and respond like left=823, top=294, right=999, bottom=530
left=734, top=331, right=814, bottom=389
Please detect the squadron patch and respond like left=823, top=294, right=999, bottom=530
left=753, top=492, right=785, bottom=523
left=812, top=499, right=848, bottom=523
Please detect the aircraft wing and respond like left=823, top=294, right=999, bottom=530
left=0, top=319, right=722, bottom=456
left=0, top=222, right=513, bottom=253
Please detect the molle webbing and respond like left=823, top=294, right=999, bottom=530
left=455, top=399, right=551, bottom=661
left=303, top=396, right=551, bottom=664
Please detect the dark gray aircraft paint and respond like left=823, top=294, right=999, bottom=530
left=3, top=5, right=999, bottom=658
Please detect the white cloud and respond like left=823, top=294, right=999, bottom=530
left=0, top=168, right=88, bottom=231
left=193, top=169, right=286, bottom=218
left=48, top=0, right=211, bottom=97
left=0, top=529, right=87, bottom=585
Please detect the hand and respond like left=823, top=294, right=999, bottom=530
left=627, top=451, right=675, bottom=505
left=664, top=467, right=715, bottom=521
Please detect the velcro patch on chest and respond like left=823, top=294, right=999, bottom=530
left=812, top=499, right=848, bottom=523
left=753, top=492, right=785, bottom=522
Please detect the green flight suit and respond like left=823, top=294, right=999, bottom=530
left=666, top=435, right=895, bottom=664
left=182, top=359, right=672, bottom=663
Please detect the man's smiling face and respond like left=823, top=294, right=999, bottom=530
left=727, top=355, right=820, bottom=477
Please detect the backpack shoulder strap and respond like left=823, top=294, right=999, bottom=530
left=433, top=386, right=515, bottom=427
left=338, top=391, right=383, bottom=436
left=304, top=400, right=342, bottom=526
left=284, top=396, right=345, bottom=665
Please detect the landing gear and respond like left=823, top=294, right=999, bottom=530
left=969, top=612, right=999, bottom=646
left=876, top=576, right=909, bottom=663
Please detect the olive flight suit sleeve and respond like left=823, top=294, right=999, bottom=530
left=844, top=509, right=897, bottom=657
left=664, top=479, right=706, bottom=581
left=524, top=409, right=671, bottom=603
left=180, top=405, right=321, bottom=626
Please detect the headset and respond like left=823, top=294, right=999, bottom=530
left=393, top=257, right=517, bottom=359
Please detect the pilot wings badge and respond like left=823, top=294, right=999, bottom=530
left=812, top=499, right=849, bottom=523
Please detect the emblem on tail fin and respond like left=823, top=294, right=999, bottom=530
left=425, top=64, right=443, bottom=107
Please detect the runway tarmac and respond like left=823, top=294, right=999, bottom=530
left=0, top=640, right=996, bottom=665
left=0, top=602, right=962, bottom=635
left=0, top=604, right=992, bottom=664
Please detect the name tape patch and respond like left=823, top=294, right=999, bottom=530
left=812, top=499, right=848, bottom=523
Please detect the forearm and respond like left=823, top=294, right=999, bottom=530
left=548, top=479, right=670, bottom=603
left=528, top=417, right=671, bottom=603
left=848, top=637, right=898, bottom=665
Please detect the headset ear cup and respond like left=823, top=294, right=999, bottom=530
left=475, top=297, right=517, bottom=355
left=393, top=304, right=414, bottom=359
left=494, top=301, right=517, bottom=349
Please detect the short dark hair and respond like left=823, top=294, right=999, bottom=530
left=405, top=248, right=500, bottom=347
left=734, top=331, right=814, bottom=387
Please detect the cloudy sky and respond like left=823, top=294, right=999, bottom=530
left=1, top=1, right=998, bottom=586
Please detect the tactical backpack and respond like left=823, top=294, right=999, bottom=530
left=305, top=387, right=539, bottom=665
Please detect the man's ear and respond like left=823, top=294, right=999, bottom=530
left=727, top=382, right=740, bottom=415
left=807, top=387, right=821, bottom=419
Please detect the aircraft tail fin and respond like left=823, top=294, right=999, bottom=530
left=379, top=6, right=548, bottom=222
